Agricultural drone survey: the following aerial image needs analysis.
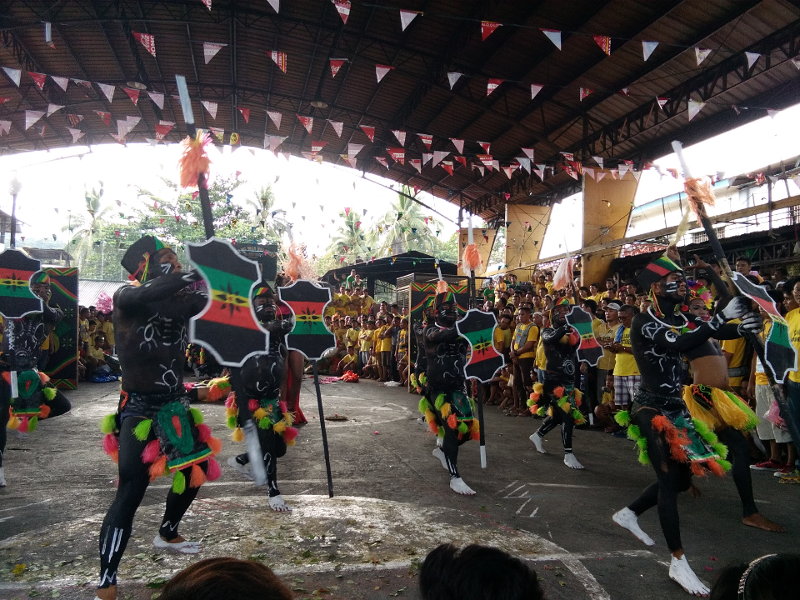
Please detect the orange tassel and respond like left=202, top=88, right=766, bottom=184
left=436, top=279, right=449, bottom=294
left=447, top=414, right=457, bottom=429
left=178, top=131, right=212, bottom=189
left=553, top=386, right=565, bottom=398
left=189, top=463, right=206, bottom=488
left=207, top=436, right=222, bottom=455
left=462, top=243, right=481, bottom=272
left=286, top=243, right=303, bottom=282
left=428, top=420, right=439, bottom=434
left=149, top=455, right=167, bottom=481
left=38, top=404, right=51, bottom=419
left=38, top=372, right=50, bottom=384
left=706, top=460, right=725, bottom=477
left=690, top=462, right=705, bottom=477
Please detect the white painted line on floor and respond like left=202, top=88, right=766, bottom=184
left=562, top=558, right=612, bottom=600
left=516, top=498, right=532, bottom=514
left=0, top=498, right=52, bottom=513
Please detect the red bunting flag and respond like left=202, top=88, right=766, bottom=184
left=154, top=121, right=174, bottom=140
left=560, top=151, right=574, bottom=161
left=311, top=140, right=327, bottom=153
left=360, top=125, right=375, bottom=142
left=481, top=21, right=501, bottom=41
left=376, top=64, right=394, bottom=83
left=328, top=120, right=343, bottom=137
left=297, top=115, right=314, bottom=134
left=656, top=97, right=669, bottom=109
left=540, top=29, right=562, bottom=50
left=388, top=147, right=405, bottom=164
left=28, top=72, right=47, bottom=90
left=477, top=154, right=493, bottom=168
left=478, top=141, right=491, bottom=154
left=593, top=35, right=611, bottom=55
left=502, top=164, right=518, bottom=179
left=332, top=0, right=350, bottom=24
left=123, top=87, right=140, bottom=105
left=441, top=160, right=454, bottom=176
left=418, top=133, right=433, bottom=149
left=94, top=110, right=111, bottom=126
left=238, top=107, right=250, bottom=123
left=329, top=58, right=347, bottom=77
left=399, top=9, right=420, bottom=31
left=0, top=97, right=10, bottom=105
left=270, top=51, right=288, bottom=73
left=201, top=100, right=218, bottom=119
left=486, top=78, right=503, bottom=95
left=455, top=155, right=467, bottom=168
left=133, top=31, right=156, bottom=57
left=579, top=87, right=593, bottom=101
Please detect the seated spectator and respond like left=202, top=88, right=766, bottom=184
left=361, top=352, right=379, bottom=380
left=336, top=345, right=358, bottom=375
left=420, top=543, right=544, bottom=600
left=84, top=334, right=119, bottom=381
left=158, top=557, right=293, bottom=600
left=710, top=553, right=800, bottom=600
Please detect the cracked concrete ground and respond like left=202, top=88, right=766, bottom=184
left=1, top=377, right=798, bottom=599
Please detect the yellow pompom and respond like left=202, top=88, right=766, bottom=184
left=231, top=427, right=244, bottom=443
left=440, top=402, right=452, bottom=419
left=533, top=382, right=544, bottom=394
left=253, top=408, right=268, bottom=420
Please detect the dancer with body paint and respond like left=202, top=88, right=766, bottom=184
left=96, top=237, right=222, bottom=600
left=611, top=255, right=761, bottom=597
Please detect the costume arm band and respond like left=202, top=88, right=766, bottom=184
left=541, top=325, right=570, bottom=343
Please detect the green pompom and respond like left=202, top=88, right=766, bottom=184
left=418, top=397, right=430, bottom=414
left=42, top=387, right=56, bottom=401
left=100, top=413, right=118, bottom=434
left=437, top=426, right=445, bottom=438
left=637, top=449, right=651, bottom=466
left=536, top=406, right=547, bottom=417
left=434, top=393, right=446, bottom=410
left=526, top=398, right=535, bottom=407
left=458, top=422, right=468, bottom=434
left=132, top=419, right=153, bottom=441
left=627, top=424, right=642, bottom=442
left=717, top=458, right=732, bottom=472
left=258, top=417, right=272, bottom=429
left=226, top=415, right=237, bottom=429
left=189, top=407, right=204, bottom=425
left=419, top=373, right=428, bottom=385
left=614, top=410, right=631, bottom=427
left=28, top=416, right=39, bottom=432
left=172, top=470, right=186, bottom=494
left=711, top=442, right=729, bottom=460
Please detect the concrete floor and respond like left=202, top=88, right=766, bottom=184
left=0, top=376, right=798, bottom=600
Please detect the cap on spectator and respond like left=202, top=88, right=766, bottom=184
left=606, top=301, right=622, bottom=311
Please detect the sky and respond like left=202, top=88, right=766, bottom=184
left=2, top=101, right=799, bottom=262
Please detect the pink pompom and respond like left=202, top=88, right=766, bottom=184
left=205, top=457, right=221, bottom=481
left=141, top=439, right=161, bottom=464
left=283, top=427, right=299, bottom=443
left=18, top=417, right=29, bottom=433
left=196, top=423, right=211, bottom=443
left=279, top=400, right=288, bottom=413
left=183, top=382, right=194, bottom=393
left=102, top=433, right=119, bottom=456
left=248, top=398, right=259, bottom=412
left=224, top=395, right=235, bottom=409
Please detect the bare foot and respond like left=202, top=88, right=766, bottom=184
left=612, top=507, right=656, bottom=546
left=529, top=432, right=546, bottom=454
left=449, top=477, right=476, bottom=495
left=95, top=584, right=117, bottom=600
left=742, top=513, right=785, bottom=532
left=669, top=555, right=709, bottom=597
left=269, top=495, right=292, bottom=512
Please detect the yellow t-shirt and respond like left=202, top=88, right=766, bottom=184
left=372, top=326, right=385, bottom=351
left=535, top=337, right=546, bottom=370
left=358, top=329, right=373, bottom=353
left=100, top=321, right=115, bottom=347
left=512, top=322, right=538, bottom=359
left=593, top=319, right=620, bottom=371
left=612, top=327, right=640, bottom=376
left=493, top=327, right=512, bottom=353
left=360, top=295, right=375, bottom=316
left=340, top=353, right=356, bottom=366
left=345, top=327, right=360, bottom=347
left=720, top=335, right=747, bottom=387
left=786, top=308, right=800, bottom=383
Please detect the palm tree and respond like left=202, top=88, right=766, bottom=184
left=65, top=182, right=111, bottom=277
left=372, top=186, right=441, bottom=257
left=330, top=209, right=370, bottom=262
left=247, top=185, right=286, bottom=243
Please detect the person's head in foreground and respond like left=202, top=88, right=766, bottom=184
left=710, top=553, right=800, bottom=600
left=157, top=557, right=293, bottom=600
left=419, top=543, right=545, bottom=600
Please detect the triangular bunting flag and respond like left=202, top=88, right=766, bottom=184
left=388, top=147, right=405, bottom=164
left=360, top=125, right=375, bottom=142
left=348, top=143, right=364, bottom=156
left=270, top=51, right=288, bottom=73
left=332, top=0, right=350, bottom=24
left=392, top=130, right=406, bottom=145
left=328, top=120, right=343, bottom=137
left=450, top=138, right=464, bottom=153
left=618, top=87, right=631, bottom=96
left=432, top=150, right=449, bottom=167
left=67, top=114, right=84, bottom=127
left=345, top=156, right=358, bottom=168
left=560, top=151, right=574, bottom=161
left=792, top=57, right=800, bottom=70
left=593, top=156, right=604, bottom=168
left=50, top=75, right=69, bottom=91
left=210, top=127, right=225, bottom=142
left=133, top=31, right=156, bottom=57
left=422, top=152, right=433, bottom=166
left=266, top=0, right=279, bottom=13
left=478, top=141, right=491, bottom=154
left=25, top=110, right=45, bottom=130
left=329, top=58, right=347, bottom=77
left=127, top=115, right=141, bottom=132
left=148, top=91, right=164, bottom=109
left=203, top=42, right=227, bottom=64
left=474, top=164, right=485, bottom=177
left=154, top=122, right=174, bottom=140
left=267, top=110, right=282, bottom=129
left=521, top=147, right=534, bottom=160
left=540, top=29, right=562, bottom=50
left=447, top=72, right=463, bottom=89
left=375, top=156, right=389, bottom=169
left=656, top=97, right=669, bottom=109
left=94, top=110, right=111, bottom=126
left=110, top=133, right=127, bottom=145
left=534, top=164, right=546, bottom=180
left=28, top=72, right=47, bottom=90
left=311, top=140, right=327, bottom=153
left=687, top=99, right=705, bottom=121
left=409, top=158, right=422, bottom=173
left=376, top=64, right=394, bottom=83
left=642, top=41, right=658, bottom=61
left=454, top=155, right=467, bottom=168
left=481, top=21, right=501, bottom=41
left=96, top=82, right=115, bottom=102
left=695, top=47, right=711, bottom=66
left=0, top=97, right=10, bottom=105
left=583, top=167, right=595, bottom=180
left=745, top=52, right=760, bottom=69
left=123, top=87, right=140, bottom=105
left=418, top=133, right=433, bottom=149
left=487, top=78, right=503, bottom=95
left=502, top=164, right=517, bottom=179
left=72, top=78, right=92, bottom=89
left=618, top=164, right=629, bottom=178
left=596, top=171, right=607, bottom=182
left=201, top=0, right=212, bottom=10
left=516, top=157, right=531, bottom=174
left=593, top=35, right=611, bottom=55
left=399, top=9, right=420, bottom=31
left=441, top=160, right=454, bottom=176
left=46, top=103, right=63, bottom=116
left=265, top=135, right=287, bottom=151
left=477, top=154, right=493, bottom=168
left=116, top=119, right=131, bottom=137
left=298, top=115, right=314, bottom=134
left=491, top=159, right=500, bottom=172
left=580, top=87, right=593, bottom=101
left=237, top=107, right=250, bottom=123
left=201, top=100, right=218, bottom=119
left=2, top=67, right=21, bottom=86
left=609, top=169, right=619, bottom=179
left=67, top=127, right=84, bottom=143
left=530, top=83, right=543, bottom=100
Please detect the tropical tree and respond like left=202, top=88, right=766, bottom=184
left=246, top=185, right=288, bottom=244
left=64, top=182, right=112, bottom=277
left=329, top=209, right=371, bottom=262
left=372, top=187, right=441, bottom=256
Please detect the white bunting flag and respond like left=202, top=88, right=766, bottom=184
left=0, top=120, right=11, bottom=135
left=422, top=152, right=433, bottom=166
left=521, top=147, right=534, bottom=160
left=51, top=75, right=69, bottom=91
left=596, top=171, right=607, bottom=182
left=126, top=115, right=141, bottom=131
left=450, top=138, right=464, bottom=153
left=399, top=9, right=420, bottom=31
left=409, top=158, right=422, bottom=173
left=792, top=57, right=800, bottom=70
left=745, top=52, right=760, bottom=69
left=392, top=130, right=406, bottom=146
left=266, top=135, right=287, bottom=151
left=266, top=0, right=279, bottom=13
left=26, top=110, right=45, bottom=130
left=530, top=84, right=543, bottom=100
left=583, top=167, right=595, bottom=180
left=149, top=91, right=164, bottom=109
left=348, top=143, right=364, bottom=157
left=46, top=103, right=64, bottom=116
left=375, top=156, right=389, bottom=169
left=656, top=97, right=669, bottom=109
left=201, top=100, right=218, bottom=119
left=96, top=82, right=115, bottom=102
left=447, top=72, right=463, bottom=89
left=618, top=164, right=629, bottom=178
left=695, top=47, right=711, bottom=66
left=2, top=67, right=21, bottom=86
left=642, top=41, right=658, bottom=61
left=328, top=120, right=343, bottom=137
left=267, top=110, right=282, bottom=129
left=345, top=156, right=358, bottom=168
left=687, top=99, right=705, bottom=121
left=73, top=78, right=92, bottom=89
left=376, top=64, right=394, bottom=83
left=516, top=157, right=531, bottom=174
left=67, top=127, right=84, bottom=143
left=593, top=156, right=604, bottom=168
left=540, top=29, right=562, bottom=50
left=432, top=150, right=449, bottom=168
left=534, top=164, right=546, bottom=180
left=332, top=0, right=350, bottom=24
left=203, top=42, right=227, bottom=64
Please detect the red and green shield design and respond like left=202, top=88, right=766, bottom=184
left=565, top=305, right=603, bottom=367
left=188, top=238, right=269, bottom=367
left=0, top=249, right=42, bottom=319
left=278, top=280, right=336, bottom=360
left=456, top=309, right=504, bottom=383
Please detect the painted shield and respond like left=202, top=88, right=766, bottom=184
left=0, top=249, right=42, bottom=319
left=565, top=305, right=603, bottom=367
left=731, top=272, right=797, bottom=383
left=277, top=280, right=336, bottom=360
left=455, top=309, right=504, bottom=383
left=187, top=238, right=269, bottom=367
